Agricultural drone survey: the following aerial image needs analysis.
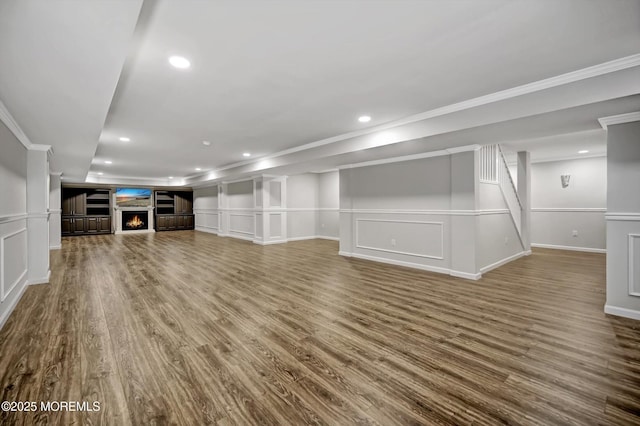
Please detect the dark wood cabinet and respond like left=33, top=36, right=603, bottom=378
left=62, top=189, right=86, bottom=216
left=62, top=187, right=112, bottom=236
left=154, top=190, right=194, bottom=231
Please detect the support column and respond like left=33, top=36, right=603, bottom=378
left=218, top=184, right=228, bottom=236
left=338, top=168, right=353, bottom=256
left=27, top=145, right=51, bottom=284
left=517, top=151, right=532, bottom=253
left=49, top=172, right=62, bottom=250
left=605, top=120, right=640, bottom=320
left=253, top=175, right=287, bottom=245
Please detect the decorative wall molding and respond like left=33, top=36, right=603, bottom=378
left=598, top=111, right=640, bottom=130
left=0, top=273, right=28, bottom=330
left=0, top=213, right=28, bottom=224
left=532, top=208, right=607, bottom=212
left=355, top=219, right=444, bottom=260
left=629, top=234, right=640, bottom=297
left=0, top=99, right=33, bottom=149
left=606, top=213, right=640, bottom=221
left=0, top=227, right=28, bottom=302
left=531, top=243, right=606, bottom=254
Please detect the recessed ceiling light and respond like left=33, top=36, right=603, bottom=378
left=358, top=115, right=371, bottom=123
left=243, top=152, right=251, bottom=157
left=202, top=140, right=211, bottom=146
left=168, top=176, right=173, bottom=179
left=104, top=160, right=112, bottom=164
left=195, top=167, right=202, bottom=171
left=169, top=55, right=191, bottom=69
left=97, top=172, right=103, bottom=176
left=578, top=150, right=589, bottom=154
left=119, top=137, right=130, bottom=142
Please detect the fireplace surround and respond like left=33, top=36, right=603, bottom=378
left=114, top=206, right=155, bottom=234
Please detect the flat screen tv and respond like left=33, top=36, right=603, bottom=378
left=116, top=188, right=152, bottom=207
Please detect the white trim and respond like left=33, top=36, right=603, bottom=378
left=606, top=213, right=640, bottom=221
left=286, top=235, right=339, bottom=242
left=0, top=99, right=33, bottom=149
left=0, top=227, right=27, bottom=302
left=27, top=212, right=50, bottom=220
left=629, top=234, right=640, bottom=297
left=446, top=145, right=481, bottom=154
left=27, top=270, right=51, bottom=285
left=316, top=235, right=340, bottom=241
left=598, top=111, right=640, bottom=130
left=532, top=208, right=607, bottom=212
left=480, top=251, right=527, bottom=274
left=531, top=243, right=606, bottom=253
left=604, top=305, right=640, bottom=321
left=193, top=208, right=219, bottom=213
left=226, top=233, right=254, bottom=241
left=0, top=213, right=28, bottom=224
left=48, top=209, right=63, bottom=214
left=339, top=250, right=452, bottom=275
left=449, top=270, right=482, bottom=280
left=253, top=239, right=288, bottom=246
left=0, top=273, right=28, bottom=330
left=191, top=54, right=640, bottom=181
left=195, top=226, right=219, bottom=235
left=28, top=144, right=52, bottom=153
left=49, top=244, right=62, bottom=250
left=115, top=229, right=156, bottom=235
left=339, top=145, right=480, bottom=170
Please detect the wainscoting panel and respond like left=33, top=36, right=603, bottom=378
left=255, top=213, right=263, bottom=239
left=355, top=219, right=444, bottom=259
left=195, top=211, right=218, bottom=231
left=0, top=217, right=29, bottom=329
left=229, top=213, right=254, bottom=237
left=270, top=213, right=282, bottom=239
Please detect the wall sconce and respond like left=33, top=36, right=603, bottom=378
left=561, top=173, right=571, bottom=188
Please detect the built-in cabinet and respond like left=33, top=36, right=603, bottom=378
left=154, top=190, right=194, bottom=231
left=61, top=187, right=112, bottom=236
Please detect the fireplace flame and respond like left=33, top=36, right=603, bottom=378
left=126, top=215, right=144, bottom=229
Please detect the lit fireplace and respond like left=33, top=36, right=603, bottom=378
left=122, top=211, right=148, bottom=231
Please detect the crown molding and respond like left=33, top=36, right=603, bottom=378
left=598, top=111, right=640, bottom=129
left=0, top=99, right=33, bottom=149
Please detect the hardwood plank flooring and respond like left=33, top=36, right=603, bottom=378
left=1, top=231, right=639, bottom=425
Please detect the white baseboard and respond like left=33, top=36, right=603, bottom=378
left=316, top=235, right=339, bottom=241
left=253, top=239, right=288, bottom=245
left=531, top=243, right=606, bottom=253
left=0, top=275, right=29, bottom=330
left=195, top=226, right=219, bottom=235
left=339, top=251, right=451, bottom=276
left=49, top=244, right=62, bottom=250
left=480, top=251, right=527, bottom=274
left=604, top=305, right=640, bottom=321
left=449, top=270, right=482, bottom=280
left=287, top=235, right=339, bottom=242
left=28, top=270, right=51, bottom=285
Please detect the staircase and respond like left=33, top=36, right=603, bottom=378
left=479, top=144, right=523, bottom=237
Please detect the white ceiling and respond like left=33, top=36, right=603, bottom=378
left=0, top=0, right=639, bottom=185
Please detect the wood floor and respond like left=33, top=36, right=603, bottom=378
left=1, top=232, right=639, bottom=425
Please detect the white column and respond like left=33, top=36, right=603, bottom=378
left=49, top=172, right=62, bottom=249
left=27, top=145, right=51, bottom=284
left=218, top=183, right=229, bottom=236
left=253, top=175, right=287, bottom=245
left=605, top=120, right=640, bottom=320
left=517, top=151, right=531, bottom=253
left=338, top=168, right=354, bottom=255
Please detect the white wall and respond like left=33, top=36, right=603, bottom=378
left=194, top=185, right=219, bottom=233
left=317, top=170, right=339, bottom=239
left=227, top=180, right=254, bottom=239
left=0, top=120, right=29, bottom=328
left=606, top=121, right=640, bottom=320
left=287, top=173, right=318, bottom=239
left=530, top=157, right=606, bottom=251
